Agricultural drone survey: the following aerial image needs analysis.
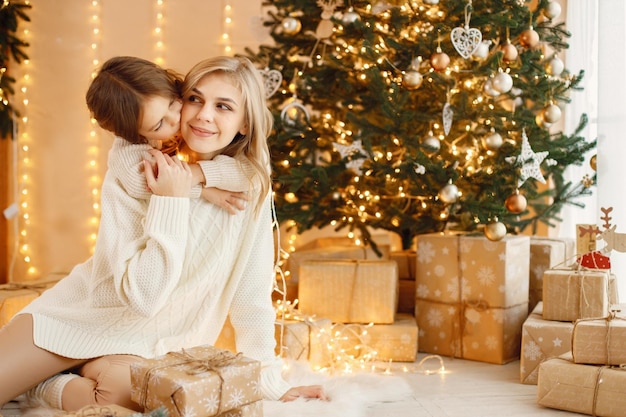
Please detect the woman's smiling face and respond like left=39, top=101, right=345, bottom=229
left=180, top=73, right=247, bottom=160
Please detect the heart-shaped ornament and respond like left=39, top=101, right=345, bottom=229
left=450, top=26, right=482, bottom=59
left=260, top=68, right=283, bottom=98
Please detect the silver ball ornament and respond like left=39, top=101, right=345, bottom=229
left=483, top=131, right=503, bottom=150
left=403, top=70, right=423, bottom=90
left=543, top=103, right=562, bottom=123
left=535, top=113, right=553, bottom=129
left=546, top=56, right=564, bottom=76
left=484, top=221, right=507, bottom=241
left=483, top=79, right=501, bottom=97
left=472, top=41, right=491, bottom=60
left=281, top=17, right=302, bottom=35
left=544, top=1, right=562, bottom=19
left=492, top=72, right=513, bottom=94
left=423, top=0, right=440, bottom=4
left=438, top=183, right=459, bottom=204
left=342, top=8, right=361, bottom=25
left=422, top=134, right=441, bottom=154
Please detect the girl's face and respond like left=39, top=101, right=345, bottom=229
left=180, top=73, right=247, bottom=159
left=138, top=96, right=182, bottom=146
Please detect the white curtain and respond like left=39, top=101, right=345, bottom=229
left=562, top=0, right=626, bottom=299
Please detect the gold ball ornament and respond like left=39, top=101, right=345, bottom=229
left=535, top=113, right=553, bottom=129
left=430, top=50, right=450, bottom=72
left=402, top=70, right=423, bottom=90
left=484, top=220, right=507, bottom=241
left=519, top=28, right=540, bottom=48
left=505, top=192, right=527, bottom=214
left=501, top=43, right=518, bottom=62
left=281, top=17, right=302, bottom=35
left=542, top=103, right=562, bottom=123
left=590, top=154, right=597, bottom=171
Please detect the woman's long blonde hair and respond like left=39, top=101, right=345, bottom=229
left=182, top=56, right=273, bottom=212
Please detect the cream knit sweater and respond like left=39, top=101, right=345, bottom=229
left=20, top=138, right=291, bottom=400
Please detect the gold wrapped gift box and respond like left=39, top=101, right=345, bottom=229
left=520, top=302, right=573, bottom=385
left=572, top=312, right=626, bottom=366
left=414, top=233, right=530, bottom=364
left=529, top=237, right=575, bottom=313
left=537, top=354, right=626, bottom=417
left=0, top=277, right=61, bottom=327
left=287, top=241, right=390, bottom=284
left=391, top=250, right=417, bottom=314
left=542, top=268, right=616, bottom=322
left=216, top=401, right=262, bottom=417
left=361, top=313, right=418, bottom=362
left=130, top=345, right=262, bottom=417
left=298, top=259, right=398, bottom=324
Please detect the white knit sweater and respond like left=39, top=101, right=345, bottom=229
left=20, top=138, right=291, bottom=400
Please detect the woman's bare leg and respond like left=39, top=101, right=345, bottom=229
left=0, top=314, right=84, bottom=405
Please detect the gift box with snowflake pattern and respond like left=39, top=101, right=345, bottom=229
left=216, top=400, right=262, bottom=417
left=528, top=237, right=575, bottom=313
left=520, top=302, right=573, bottom=384
left=361, top=313, right=418, bottom=362
left=414, top=232, right=530, bottom=364
left=542, top=268, right=617, bottom=321
left=130, top=345, right=262, bottom=417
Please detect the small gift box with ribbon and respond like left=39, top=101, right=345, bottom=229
left=414, top=232, right=530, bottom=364
left=537, top=353, right=626, bottom=416
left=130, top=345, right=262, bottom=417
left=520, top=302, right=574, bottom=385
left=297, top=259, right=398, bottom=324
left=542, top=268, right=617, bottom=322
left=274, top=316, right=333, bottom=369
left=529, top=237, right=575, bottom=313
left=0, top=276, right=61, bottom=327
left=572, top=308, right=626, bottom=366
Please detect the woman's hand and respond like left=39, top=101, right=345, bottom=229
left=280, top=385, right=327, bottom=402
left=144, top=149, right=193, bottom=197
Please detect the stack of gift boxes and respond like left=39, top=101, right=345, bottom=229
left=528, top=226, right=626, bottom=415
left=273, top=237, right=419, bottom=368
left=414, top=232, right=530, bottom=364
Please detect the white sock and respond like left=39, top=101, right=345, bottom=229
left=24, top=373, right=80, bottom=409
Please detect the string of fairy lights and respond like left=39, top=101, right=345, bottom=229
left=11, top=2, right=240, bottom=279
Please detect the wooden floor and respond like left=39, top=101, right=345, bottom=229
left=2, top=354, right=585, bottom=417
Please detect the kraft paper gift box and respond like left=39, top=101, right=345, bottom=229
left=217, top=401, right=262, bottom=417
left=529, top=237, right=575, bottom=313
left=520, top=302, right=573, bottom=385
left=130, top=345, right=262, bottom=417
left=397, top=279, right=416, bottom=314
left=572, top=312, right=626, bottom=365
left=361, top=313, right=418, bottom=362
left=298, top=259, right=398, bottom=324
left=274, top=317, right=333, bottom=369
left=390, top=250, right=417, bottom=280
left=0, top=277, right=61, bottom=327
left=287, top=243, right=390, bottom=284
left=414, top=233, right=530, bottom=363
left=542, top=268, right=616, bottom=322
left=415, top=298, right=527, bottom=364
left=537, top=354, right=626, bottom=417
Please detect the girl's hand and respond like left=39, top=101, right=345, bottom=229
left=201, top=187, right=250, bottom=214
left=280, top=385, right=327, bottom=402
left=144, top=149, right=193, bottom=197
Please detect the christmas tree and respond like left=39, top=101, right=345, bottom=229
left=245, top=0, right=595, bottom=250
left=0, top=0, right=30, bottom=138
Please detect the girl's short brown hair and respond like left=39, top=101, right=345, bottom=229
left=86, top=56, right=182, bottom=144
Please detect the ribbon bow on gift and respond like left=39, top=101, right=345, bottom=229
left=168, top=349, right=242, bottom=376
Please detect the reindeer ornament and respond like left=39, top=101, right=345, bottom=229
left=577, top=207, right=624, bottom=269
